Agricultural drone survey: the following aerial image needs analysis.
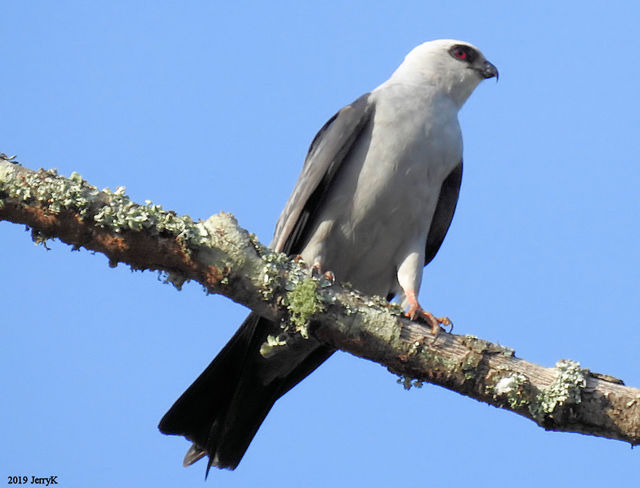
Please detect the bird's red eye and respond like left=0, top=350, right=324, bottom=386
left=454, top=47, right=467, bottom=60
left=449, top=44, right=476, bottom=63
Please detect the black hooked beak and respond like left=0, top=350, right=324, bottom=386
left=480, top=60, right=499, bottom=80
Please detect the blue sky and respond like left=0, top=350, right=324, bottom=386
left=2, top=1, right=639, bottom=486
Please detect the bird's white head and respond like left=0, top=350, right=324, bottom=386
left=388, top=39, right=498, bottom=107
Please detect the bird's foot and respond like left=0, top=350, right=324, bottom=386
left=405, top=290, right=453, bottom=335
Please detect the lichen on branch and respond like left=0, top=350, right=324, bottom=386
left=1, top=155, right=639, bottom=447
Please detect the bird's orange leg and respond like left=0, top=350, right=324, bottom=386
left=405, top=290, right=453, bottom=335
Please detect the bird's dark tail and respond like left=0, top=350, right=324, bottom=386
left=158, top=312, right=333, bottom=472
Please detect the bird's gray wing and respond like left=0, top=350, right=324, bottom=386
left=424, top=161, right=463, bottom=266
left=271, top=93, right=375, bottom=254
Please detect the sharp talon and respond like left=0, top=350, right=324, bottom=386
left=405, top=309, right=419, bottom=321
left=422, top=310, right=443, bottom=336
left=405, top=307, right=453, bottom=336
left=437, top=317, right=454, bottom=333
left=404, top=292, right=452, bottom=335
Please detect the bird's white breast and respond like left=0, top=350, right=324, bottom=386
left=301, top=84, right=462, bottom=297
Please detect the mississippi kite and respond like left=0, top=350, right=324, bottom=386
left=159, top=39, right=498, bottom=473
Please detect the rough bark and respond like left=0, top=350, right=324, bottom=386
left=1, top=154, right=639, bottom=446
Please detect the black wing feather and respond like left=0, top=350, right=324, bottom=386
left=272, top=93, right=375, bottom=254
left=424, top=161, right=463, bottom=266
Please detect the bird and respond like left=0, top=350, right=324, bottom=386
left=158, top=39, right=498, bottom=474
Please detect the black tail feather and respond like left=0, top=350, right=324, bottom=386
left=158, top=312, right=333, bottom=471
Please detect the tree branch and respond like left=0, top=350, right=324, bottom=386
left=1, top=154, right=639, bottom=446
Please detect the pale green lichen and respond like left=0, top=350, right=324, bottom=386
left=257, top=258, right=326, bottom=354
left=159, top=270, right=188, bottom=291
left=397, top=375, right=424, bottom=390
left=365, top=294, right=404, bottom=316
left=254, top=245, right=328, bottom=354
left=461, top=350, right=483, bottom=380
left=259, top=333, right=289, bottom=358
left=494, top=373, right=529, bottom=409
left=0, top=164, right=210, bottom=250
left=461, top=335, right=507, bottom=355
left=407, top=340, right=423, bottom=357
left=258, top=250, right=291, bottom=300
left=1, top=167, right=98, bottom=218
left=530, top=359, right=587, bottom=422
left=498, top=345, right=516, bottom=357
left=199, top=213, right=253, bottom=272
left=284, top=278, right=324, bottom=338
left=93, top=188, right=209, bottom=248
